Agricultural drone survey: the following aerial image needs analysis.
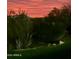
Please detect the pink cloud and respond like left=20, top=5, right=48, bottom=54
left=8, top=0, right=70, bottom=17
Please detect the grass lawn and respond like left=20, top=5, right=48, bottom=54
left=7, top=35, right=71, bottom=59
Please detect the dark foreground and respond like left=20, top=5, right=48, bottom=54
left=7, top=37, right=71, bottom=59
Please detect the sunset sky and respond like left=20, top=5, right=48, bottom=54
left=8, top=0, right=70, bottom=18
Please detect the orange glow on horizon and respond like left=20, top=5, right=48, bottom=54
left=8, top=0, right=70, bottom=18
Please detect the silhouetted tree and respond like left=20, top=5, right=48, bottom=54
left=7, top=11, right=33, bottom=50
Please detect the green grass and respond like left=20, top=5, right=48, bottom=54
left=7, top=35, right=71, bottom=59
